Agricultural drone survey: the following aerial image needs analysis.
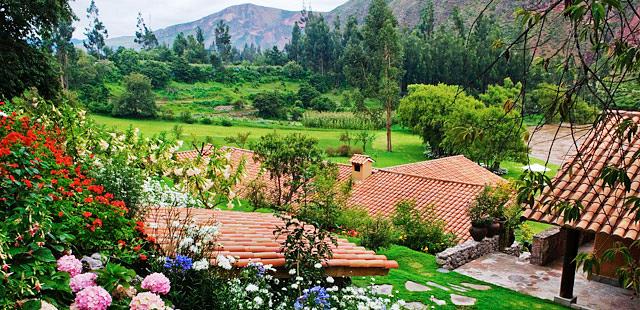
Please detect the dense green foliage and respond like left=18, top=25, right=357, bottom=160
left=112, top=73, right=157, bottom=118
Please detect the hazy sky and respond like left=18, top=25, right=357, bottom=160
left=70, top=0, right=348, bottom=39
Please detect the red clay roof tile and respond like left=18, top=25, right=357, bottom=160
left=524, top=111, right=640, bottom=240
left=145, top=207, right=398, bottom=275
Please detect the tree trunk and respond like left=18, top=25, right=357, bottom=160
left=386, top=106, right=392, bottom=152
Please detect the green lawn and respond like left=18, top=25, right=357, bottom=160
left=91, top=115, right=424, bottom=168
left=352, top=245, right=565, bottom=309
left=501, top=157, right=560, bottom=181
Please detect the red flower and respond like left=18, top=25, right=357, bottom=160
left=24, top=179, right=32, bottom=188
left=58, top=211, right=64, bottom=217
left=146, top=236, right=156, bottom=243
left=118, top=240, right=126, bottom=247
left=51, top=178, right=58, bottom=185
left=1, top=263, right=9, bottom=271
left=82, top=211, right=92, bottom=218
left=92, top=218, right=103, bottom=227
left=133, top=245, right=141, bottom=252
left=139, top=254, right=147, bottom=261
left=84, top=197, right=94, bottom=203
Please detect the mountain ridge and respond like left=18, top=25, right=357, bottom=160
left=98, top=1, right=528, bottom=50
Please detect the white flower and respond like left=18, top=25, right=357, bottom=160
left=245, top=284, right=259, bottom=292
left=173, top=168, right=184, bottom=176
left=202, top=179, right=214, bottom=191
left=178, top=237, right=194, bottom=248
left=295, top=276, right=303, bottom=281
left=186, top=167, right=201, bottom=177
left=224, top=151, right=232, bottom=161
left=148, top=223, right=158, bottom=229
left=223, top=165, right=231, bottom=179
left=217, top=254, right=233, bottom=270
left=0, top=111, right=7, bottom=118
left=326, top=276, right=334, bottom=284
left=253, top=296, right=263, bottom=305
left=98, top=140, right=109, bottom=151
left=226, top=200, right=234, bottom=209
left=288, top=269, right=296, bottom=275
left=193, top=259, right=209, bottom=271
left=291, top=283, right=298, bottom=289
left=314, top=263, right=323, bottom=269
left=188, top=244, right=200, bottom=253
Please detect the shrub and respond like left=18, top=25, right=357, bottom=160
left=91, top=158, right=145, bottom=216
left=325, top=146, right=337, bottom=157
left=392, top=201, right=457, bottom=254
left=161, top=110, right=175, bottom=121
left=359, top=217, right=397, bottom=251
left=337, top=144, right=351, bottom=157
left=220, top=118, right=233, bottom=127
left=336, top=207, right=371, bottom=232
left=200, top=117, right=213, bottom=125
left=252, top=91, right=288, bottom=119
left=232, top=99, right=245, bottom=110
left=309, top=96, right=337, bottom=112
left=136, top=60, right=171, bottom=89
left=282, top=61, right=305, bottom=79
left=112, top=73, right=157, bottom=118
left=297, top=83, right=321, bottom=107
left=179, top=111, right=195, bottom=124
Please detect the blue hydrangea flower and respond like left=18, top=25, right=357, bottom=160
left=164, top=255, right=193, bottom=270
left=294, top=286, right=330, bottom=310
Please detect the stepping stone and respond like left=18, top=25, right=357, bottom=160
left=450, top=294, right=477, bottom=306
left=436, top=268, right=450, bottom=273
left=371, top=284, right=394, bottom=296
left=426, top=281, right=450, bottom=291
left=405, top=281, right=431, bottom=292
left=460, top=283, right=491, bottom=291
left=449, top=284, right=470, bottom=292
left=404, top=302, right=427, bottom=310
left=430, top=296, right=447, bottom=306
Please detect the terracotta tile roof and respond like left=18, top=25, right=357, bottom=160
left=178, top=147, right=500, bottom=242
left=384, top=155, right=503, bottom=185
left=145, top=207, right=398, bottom=276
left=347, top=170, right=486, bottom=241
left=524, top=111, right=640, bottom=240
left=350, top=154, right=374, bottom=165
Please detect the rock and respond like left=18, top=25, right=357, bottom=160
left=371, top=284, right=394, bottom=296
left=405, top=281, right=431, bottom=292
left=449, top=284, right=469, bottom=292
left=518, top=252, right=531, bottom=262
left=436, top=268, right=450, bottom=273
left=437, top=236, right=500, bottom=270
left=460, top=282, right=491, bottom=291
left=450, top=294, right=477, bottom=306
left=460, top=282, right=492, bottom=291
left=430, top=296, right=447, bottom=306
left=404, top=302, right=428, bottom=310
left=426, top=281, right=450, bottom=291
left=81, top=253, right=103, bottom=270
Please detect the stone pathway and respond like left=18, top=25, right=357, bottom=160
left=404, top=302, right=427, bottom=310
left=400, top=279, right=490, bottom=307
left=372, top=284, right=393, bottom=296
left=456, top=252, right=640, bottom=310
left=405, top=281, right=431, bottom=292
left=451, top=294, right=477, bottom=306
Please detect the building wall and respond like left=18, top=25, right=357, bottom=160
left=593, top=233, right=640, bottom=280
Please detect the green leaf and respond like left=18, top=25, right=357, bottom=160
left=33, top=247, right=56, bottom=262
left=22, top=300, right=41, bottom=310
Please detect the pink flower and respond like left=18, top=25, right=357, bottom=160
left=129, top=292, right=166, bottom=310
left=74, top=286, right=112, bottom=310
left=70, top=273, right=97, bottom=293
left=141, top=273, right=171, bottom=295
left=57, top=255, right=83, bottom=277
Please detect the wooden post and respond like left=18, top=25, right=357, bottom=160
left=559, top=228, right=580, bottom=300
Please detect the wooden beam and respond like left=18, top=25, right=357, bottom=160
left=559, top=228, right=580, bottom=299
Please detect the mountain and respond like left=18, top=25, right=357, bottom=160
left=104, top=3, right=303, bottom=50
left=102, top=1, right=530, bottom=50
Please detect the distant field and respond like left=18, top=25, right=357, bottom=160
left=91, top=115, right=425, bottom=168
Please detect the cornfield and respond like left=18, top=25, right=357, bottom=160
left=301, top=111, right=384, bottom=130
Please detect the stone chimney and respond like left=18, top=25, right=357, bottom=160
left=350, top=154, right=374, bottom=181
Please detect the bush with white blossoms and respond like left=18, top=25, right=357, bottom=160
left=141, top=178, right=200, bottom=208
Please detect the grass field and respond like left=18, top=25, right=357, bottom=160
left=352, top=245, right=565, bottom=309
left=91, top=114, right=562, bottom=176
left=91, top=114, right=425, bottom=168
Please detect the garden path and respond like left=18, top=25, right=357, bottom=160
left=455, top=252, right=640, bottom=310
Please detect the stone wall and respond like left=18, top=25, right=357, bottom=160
left=530, top=227, right=565, bottom=266
left=436, top=236, right=499, bottom=270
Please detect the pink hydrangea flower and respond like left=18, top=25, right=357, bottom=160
left=69, top=273, right=98, bottom=293
left=129, top=292, right=166, bottom=310
left=57, top=255, right=83, bottom=277
left=141, top=273, right=171, bottom=295
left=74, top=286, right=112, bottom=310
